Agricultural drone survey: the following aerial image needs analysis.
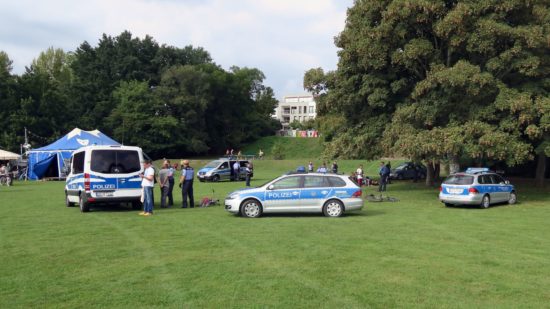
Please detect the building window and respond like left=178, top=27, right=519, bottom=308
left=309, top=106, right=315, bottom=114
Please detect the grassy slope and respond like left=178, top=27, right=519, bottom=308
left=241, top=136, right=325, bottom=159
left=1, top=159, right=549, bottom=308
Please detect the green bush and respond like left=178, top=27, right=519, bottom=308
left=271, top=141, right=285, bottom=160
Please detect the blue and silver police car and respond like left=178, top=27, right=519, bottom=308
left=225, top=172, right=364, bottom=218
left=439, top=168, right=517, bottom=209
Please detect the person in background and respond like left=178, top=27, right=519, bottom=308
left=232, top=160, right=241, bottom=181
left=317, top=162, right=327, bottom=173
left=356, top=164, right=364, bottom=186
left=308, top=161, right=314, bottom=172
left=179, top=160, right=195, bottom=208
left=258, top=149, right=264, bottom=160
left=332, top=161, right=338, bottom=174
left=379, top=162, right=389, bottom=192
left=225, top=149, right=230, bottom=157
left=139, top=160, right=155, bottom=216
left=167, top=162, right=177, bottom=206
left=237, top=150, right=242, bottom=159
left=245, top=162, right=253, bottom=186
left=386, top=161, right=392, bottom=184
left=158, top=162, right=170, bottom=208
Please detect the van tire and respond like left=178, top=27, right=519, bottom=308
left=79, top=195, right=90, bottom=213
left=65, top=194, right=74, bottom=207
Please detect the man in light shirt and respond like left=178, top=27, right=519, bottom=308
left=356, top=165, right=364, bottom=186
left=140, top=160, right=155, bottom=216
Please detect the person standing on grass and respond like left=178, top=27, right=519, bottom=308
left=308, top=161, right=314, bottom=172
left=233, top=160, right=241, bottom=181
left=378, top=161, right=389, bottom=192
left=167, top=162, right=177, bottom=206
left=386, top=161, right=392, bottom=184
left=317, top=163, right=328, bottom=173
left=332, top=161, right=338, bottom=174
left=245, top=162, right=253, bottom=186
left=356, top=164, right=364, bottom=186
left=139, top=160, right=155, bottom=216
left=180, top=160, right=195, bottom=208
left=158, top=163, right=170, bottom=208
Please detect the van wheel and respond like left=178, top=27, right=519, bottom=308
left=65, top=194, right=74, bottom=207
left=212, top=175, right=220, bottom=182
left=132, top=201, right=142, bottom=210
left=79, top=195, right=90, bottom=212
left=480, top=195, right=490, bottom=209
left=323, top=200, right=344, bottom=217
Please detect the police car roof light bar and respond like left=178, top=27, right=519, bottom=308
left=465, top=167, right=490, bottom=174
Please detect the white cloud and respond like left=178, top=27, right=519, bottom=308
left=0, top=0, right=353, bottom=98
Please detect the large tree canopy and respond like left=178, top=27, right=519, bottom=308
left=305, top=0, right=550, bottom=185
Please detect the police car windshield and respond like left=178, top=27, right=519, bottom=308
left=205, top=161, right=222, bottom=168
left=444, top=175, right=474, bottom=185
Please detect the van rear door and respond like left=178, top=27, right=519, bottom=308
left=90, top=149, right=142, bottom=192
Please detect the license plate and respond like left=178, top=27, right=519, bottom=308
left=96, top=192, right=114, bottom=197
left=448, top=188, right=464, bottom=194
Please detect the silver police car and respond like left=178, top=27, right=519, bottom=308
left=225, top=172, right=364, bottom=218
left=439, top=168, right=517, bottom=208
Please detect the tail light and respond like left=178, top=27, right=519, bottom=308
left=468, top=187, right=479, bottom=194
left=439, top=186, right=443, bottom=192
left=352, top=190, right=362, bottom=198
left=84, top=173, right=91, bottom=191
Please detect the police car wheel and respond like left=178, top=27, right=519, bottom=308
left=65, top=194, right=74, bottom=207
left=508, top=192, right=517, bottom=205
left=212, top=175, right=220, bottom=182
left=323, top=200, right=343, bottom=217
left=480, top=195, right=490, bottom=209
left=79, top=195, right=90, bottom=213
left=444, top=203, right=453, bottom=207
left=398, top=174, right=403, bottom=180
left=241, top=199, right=262, bottom=218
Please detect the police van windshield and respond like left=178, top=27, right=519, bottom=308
left=91, top=150, right=141, bottom=174
left=444, top=175, right=474, bottom=185
left=205, top=160, right=222, bottom=168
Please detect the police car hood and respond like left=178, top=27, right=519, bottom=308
left=198, top=167, right=215, bottom=173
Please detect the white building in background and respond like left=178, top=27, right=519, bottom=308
left=272, top=95, right=317, bottom=129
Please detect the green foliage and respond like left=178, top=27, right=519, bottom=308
left=270, top=141, right=285, bottom=160
left=307, top=0, right=550, bottom=176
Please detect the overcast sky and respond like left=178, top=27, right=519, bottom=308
left=0, top=0, right=352, bottom=99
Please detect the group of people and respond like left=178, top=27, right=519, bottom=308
left=138, top=159, right=196, bottom=216
left=308, top=161, right=339, bottom=174
left=352, top=162, right=392, bottom=192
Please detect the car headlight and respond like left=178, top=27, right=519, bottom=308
left=225, top=194, right=239, bottom=200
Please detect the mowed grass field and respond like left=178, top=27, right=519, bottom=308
left=1, top=159, right=549, bottom=308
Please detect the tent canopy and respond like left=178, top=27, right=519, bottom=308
left=27, top=128, right=120, bottom=180
left=34, top=128, right=120, bottom=151
left=0, top=149, right=21, bottom=160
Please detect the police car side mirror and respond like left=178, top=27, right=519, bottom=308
left=268, top=185, right=275, bottom=190
left=505, top=180, right=510, bottom=185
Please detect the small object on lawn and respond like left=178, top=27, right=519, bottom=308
left=366, top=194, right=399, bottom=203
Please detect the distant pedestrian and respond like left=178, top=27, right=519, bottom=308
left=179, top=160, right=195, bottom=208
left=378, top=162, right=390, bottom=192
left=167, top=163, right=177, bottom=206
left=225, top=149, right=230, bottom=157
left=237, top=150, right=242, bottom=159
left=233, top=160, right=241, bottom=181
left=317, top=163, right=327, bottom=173
left=258, top=149, right=264, bottom=160
left=332, top=161, right=338, bottom=174
left=245, top=162, right=253, bottom=186
left=139, top=160, right=155, bottom=216
left=158, top=162, right=170, bottom=208
left=356, top=165, right=364, bottom=186
left=308, top=161, right=314, bottom=172
left=386, top=161, right=392, bottom=184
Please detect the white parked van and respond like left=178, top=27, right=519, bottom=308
left=65, top=145, right=146, bottom=212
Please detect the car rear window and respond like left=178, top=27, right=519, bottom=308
left=328, top=176, right=347, bottom=187
left=90, top=150, right=141, bottom=174
left=443, top=175, right=474, bottom=185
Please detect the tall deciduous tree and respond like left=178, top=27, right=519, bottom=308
left=306, top=0, right=549, bottom=186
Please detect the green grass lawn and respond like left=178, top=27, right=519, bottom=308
left=1, top=159, right=549, bottom=308
left=241, top=136, right=325, bottom=159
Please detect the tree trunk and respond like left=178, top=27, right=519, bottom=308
left=425, top=161, right=435, bottom=187
left=535, top=153, right=546, bottom=188
left=449, top=155, right=460, bottom=174
left=434, top=161, right=441, bottom=180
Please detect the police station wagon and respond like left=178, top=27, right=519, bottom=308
left=225, top=172, right=364, bottom=218
left=65, top=145, right=146, bottom=212
left=439, top=168, right=517, bottom=209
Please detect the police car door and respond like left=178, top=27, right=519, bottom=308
left=301, top=175, right=331, bottom=211
left=264, top=176, right=303, bottom=211
left=490, top=174, right=509, bottom=202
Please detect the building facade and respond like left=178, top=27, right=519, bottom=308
left=272, top=95, right=317, bottom=129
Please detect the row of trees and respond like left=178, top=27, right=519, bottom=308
left=305, top=0, right=549, bottom=186
left=0, top=31, right=279, bottom=158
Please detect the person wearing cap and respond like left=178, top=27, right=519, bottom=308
left=139, top=160, right=155, bottom=216
left=179, top=160, right=195, bottom=208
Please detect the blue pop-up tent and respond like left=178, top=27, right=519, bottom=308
left=27, top=128, right=120, bottom=180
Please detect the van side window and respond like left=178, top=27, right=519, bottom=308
left=72, top=152, right=85, bottom=174
left=90, top=150, right=141, bottom=174
left=219, top=162, right=228, bottom=169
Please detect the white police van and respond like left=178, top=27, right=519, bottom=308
left=439, top=168, right=517, bottom=209
left=65, top=145, right=145, bottom=212
left=225, top=172, right=364, bottom=218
